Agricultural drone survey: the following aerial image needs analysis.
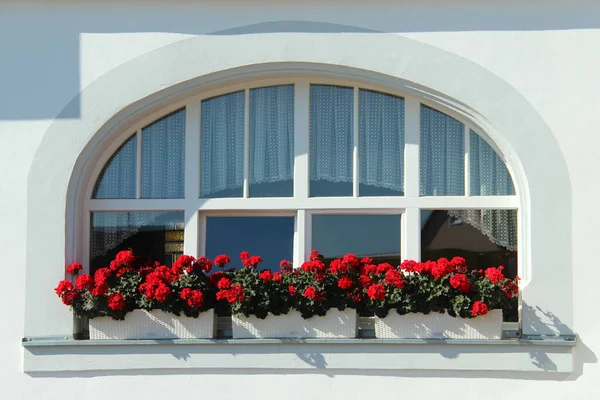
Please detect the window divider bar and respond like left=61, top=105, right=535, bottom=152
left=402, top=207, right=421, bottom=262
left=243, top=89, right=250, bottom=198
left=404, top=97, right=420, bottom=197
left=464, top=124, right=471, bottom=196
left=185, top=102, right=201, bottom=200
left=294, top=210, right=307, bottom=267
left=353, top=87, right=359, bottom=197
left=136, top=129, right=142, bottom=199
left=294, top=81, right=310, bottom=199
left=198, top=213, right=207, bottom=257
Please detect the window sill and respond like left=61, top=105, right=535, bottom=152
left=23, top=336, right=575, bottom=374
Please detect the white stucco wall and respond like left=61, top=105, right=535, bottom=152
left=1, top=0, right=599, bottom=398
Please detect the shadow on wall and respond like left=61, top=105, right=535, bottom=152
left=2, top=1, right=600, bottom=120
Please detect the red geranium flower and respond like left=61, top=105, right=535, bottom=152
left=272, top=272, right=282, bottom=282
left=484, top=267, right=505, bottom=284
left=214, top=254, right=231, bottom=268
left=471, top=301, right=489, bottom=317
left=107, top=293, right=126, bottom=311
left=66, top=262, right=82, bottom=275
left=259, top=270, right=272, bottom=282
left=217, top=277, right=232, bottom=289
left=367, top=283, right=386, bottom=301
left=449, top=273, right=472, bottom=294
left=303, top=286, right=317, bottom=299
left=75, top=274, right=93, bottom=291
left=384, top=269, right=404, bottom=289
left=337, top=276, right=354, bottom=290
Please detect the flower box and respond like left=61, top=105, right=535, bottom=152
left=232, top=309, right=357, bottom=339
left=374, top=309, right=503, bottom=339
left=89, top=309, right=216, bottom=340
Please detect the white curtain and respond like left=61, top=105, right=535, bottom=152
left=420, top=105, right=464, bottom=196
left=359, top=89, right=404, bottom=194
left=470, top=131, right=515, bottom=196
left=141, top=109, right=185, bottom=198
left=448, top=209, right=518, bottom=251
left=93, top=135, right=137, bottom=199
left=200, top=91, right=245, bottom=198
left=448, top=131, right=518, bottom=250
left=309, top=85, right=354, bottom=186
left=249, top=85, right=294, bottom=192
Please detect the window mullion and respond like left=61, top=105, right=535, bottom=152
left=404, top=97, right=420, bottom=197
left=183, top=102, right=201, bottom=256
left=294, top=209, right=307, bottom=267
left=243, top=89, right=250, bottom=198
left=402, top=207, right=421, bottom=262
left=353, top=87, right=359, bottom=197
left=294, top=81, right=310, bottom=199
left=464, top=124, right=471, bottom=196
left=135, top=129, right=142, bottom=199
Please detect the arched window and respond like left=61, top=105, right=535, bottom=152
left=86, top=80, right=519, bottom=331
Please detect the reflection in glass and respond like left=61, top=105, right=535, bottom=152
left=141, top=109, right=185, bottom=199
left=205, top=216, right=294, bottom=271
left=421, top=209, right=518, bottom=321
left=359, top=89, right=404, bottom=196
left=201, top=91, right=245, bottom=198
left=93, top=135, right=137, bottom=199
left=90, top=211, right=184, bottom=273
left=309, top=85, right=354, bottom=197
left=420, top=105, right=464, bottom=196
left=312, top=214, right=401, bottom=265
left=249, top=85, right=294, bottom=197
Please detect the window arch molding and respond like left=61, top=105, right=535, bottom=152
left=25, top=34, right=571, bottom=344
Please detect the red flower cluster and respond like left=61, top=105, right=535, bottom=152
left=484, top=267, right=506, bottom=284
left=92, top=268, right=111, bottom=296
left=303, top=286, right=326, bottom=302
left=216, top=284, right=245, bottom=303
left=384, top=269, right=404, bottom=289
left=66, top=262, right=82, bottom=275
left=449, top=273, right=472, bottom=293
left=337, top=276, right=354, bottom=289
left=258, top=270, right=272, bottom=282
left=139, top=266, right=176, bottom=303
left=180, top=288, right=204, bottom=308
left=107, top=293, right=125, bottom=310
left=75, top=274, right=93, bottom=291
left=214, top=254, right=231, bottom=268
left=367, top=283, right=386, bottom=301
left=55, top=280, right=78, bottom=305
left=110, top=250, right=136, bottom=271
left=471, top=301, right=489, bottom=317
left=240, top=252, right=263, bottom=268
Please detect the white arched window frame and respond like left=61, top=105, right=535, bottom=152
left=83, top=77, right=521, bottom=331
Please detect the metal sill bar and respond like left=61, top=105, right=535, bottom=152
left=22, top=335, right=576, bottom=348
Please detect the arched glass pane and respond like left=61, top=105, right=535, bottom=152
left=420, top=105, right=464, bottom=196
left=470, top=131, right=515, bottom=196
left=359, top=89, right=404, bottom=196
left=92, top=135, right=136, bottom=199
left=310, top=85, right=354, bottom=197
left=249, top=85, right=294, bottom=197
left=200, top=91, right=245, bottom=198
left=141, top=109, right=185, bottom=199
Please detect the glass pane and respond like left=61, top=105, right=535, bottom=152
left=90, top=211, right=184, bottom=273
left=205, top=216, right=294, bottom=271
left=420, top=105, right=464, bottom=196
left=92, top=135, right=136, bottom=199
left=312, top=214, right=401, bottom=265
left=249, top=85, right=294, bottom=197
left=421, top=209, right=518, bottom=321
left=359, top=89, right=404, bottom=196
left=200, top=91, right=245, bottom=198
left=141, top=109, right=185, bottom=199
left=309, top=85, right=354, bottom=197
left=470, top=131, right=515, bottom=196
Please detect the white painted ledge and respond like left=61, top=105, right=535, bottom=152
left=23, top=337, right=574, bottom=374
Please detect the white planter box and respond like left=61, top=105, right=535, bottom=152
left=374, top=310, right=503, bottom=339
left=232, top=309, right=357, bottom=339
left=89, top=309, right=215, bottom=340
